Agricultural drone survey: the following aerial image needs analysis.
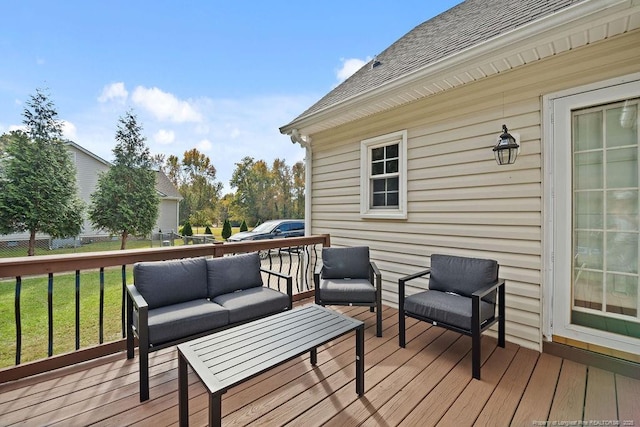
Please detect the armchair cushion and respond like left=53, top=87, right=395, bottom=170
left=404, top=290, right=495, bottom=331
left=142, top=299, right=229, bottom=345
left=133, top=258, right=208, bottom=309
left=322, top=246, right=370, bottom=279
left=318, top=278, right=376, bottom=303
left=212, top=286, right=291, bottom=323
left=207, top=252, right=263, bottom=298
left=429, top=254, right=498, bottom=302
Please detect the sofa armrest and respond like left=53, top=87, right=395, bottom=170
left=261, top=268, right=293, bottom=309
left=126, top=284, right=149, bottom=359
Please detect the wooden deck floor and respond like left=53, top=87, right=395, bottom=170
left=1, top=303, right=639, bottom=426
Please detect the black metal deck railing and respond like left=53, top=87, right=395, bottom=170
left=0, top=234, right=330, bottom=383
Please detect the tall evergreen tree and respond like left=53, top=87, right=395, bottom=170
left=89, top=110, right=159, bottom=249
left=0, top=89, right=83, bottom=256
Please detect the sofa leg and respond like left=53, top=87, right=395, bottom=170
left=370, top=306, right=374, bottom=313
left=472, top=332, right=481, bottom=380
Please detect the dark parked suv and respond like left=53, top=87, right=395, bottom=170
left=227, top=219, right=305, bottom=242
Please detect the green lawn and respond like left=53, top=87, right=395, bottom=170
left=0, top=226, right=242, bottom=368
left=0, top=268, right=129, bottom=368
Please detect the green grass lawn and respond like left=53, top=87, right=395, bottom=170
left=0, top=226, right=242, bottom=368
left=0, top=268, right=129, bottom=368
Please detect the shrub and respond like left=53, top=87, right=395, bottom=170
left=204, top=225, right=212, bottom=235
left=240, top=220, right=248, bottom=232
left=182, top=221, right=193, bottom=237
left=221, top=219, right=232, bottom=240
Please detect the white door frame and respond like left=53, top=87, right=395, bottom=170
left=543, top=72, right=640, bottom=354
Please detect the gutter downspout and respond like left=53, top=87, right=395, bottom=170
left=289, top=129, right=312, bottom=236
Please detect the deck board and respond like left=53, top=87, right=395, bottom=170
left=1, top=302, right=638, bottom=427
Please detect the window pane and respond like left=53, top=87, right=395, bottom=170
left=372, top=178, right=386, bottom=192
left=574, top=270, right=603, bottom=310
left=574, top=152, right=603, bottom=190
left=606, top=103, right=637, bottom=148
left=607, top=232, right=638, bottom=274
left=575, top=230, right=603, bottom=270
left=372, top=161, right=384, bottom=175
left=387, top=192, right=399, bottom=206
left=386, top=159, right=398, bottom=174
left=574, top=110, right=603, bottom=151
left=387, top=177, right=399, bottom=191
left=575, top=191, right=603, bottom=229
left=386, top=144, right=399, bottom=158
left=606, top=147, right=637, bottom=189
left=372, top=193, right=385, bottom=206
left=372, top=147, right=384, bottom=161
left=606, top=190, right=638, bottom=231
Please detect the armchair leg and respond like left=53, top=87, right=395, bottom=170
left=139, top=346, right=149, bottom=402
left=398, top=308, right=406, bottom=347
left=376, top=301, right=382, bottom=337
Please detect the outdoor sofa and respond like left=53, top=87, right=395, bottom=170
left=126, top=251, right=293, bottom=401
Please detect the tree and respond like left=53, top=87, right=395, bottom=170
left=88, top=110, right=159, bottom=249
left=0, top=89, right=84, bottom=256
left=221, top=219, right=232, bottom=240
left=182, top=220, right=193, bottom=237
left=204, top=225, right=212, bottom=235
left=240, top=220, right=248, bottom=232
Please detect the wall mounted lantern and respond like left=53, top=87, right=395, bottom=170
left=493, top=124, right=520, bottom=165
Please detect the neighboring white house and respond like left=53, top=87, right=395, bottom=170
left=281, top=0, right=640, bottom=363
left=0, top=141, right=182, bottom=244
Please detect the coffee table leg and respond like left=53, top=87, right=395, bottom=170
left=310, top=348, right=317, bottom=365
left=210, top=394, right=222, bottom=427
left=178, top=352, right=189, bottom=426
left=356, top=324, right=364, bottom=396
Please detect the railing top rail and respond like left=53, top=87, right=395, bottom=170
left=0, top=234, right=331, bottom=278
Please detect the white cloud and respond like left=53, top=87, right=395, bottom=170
left=154, top=129, right=175, bottom=145
left=98, top=82, right=129, bottom=103
left=336, top=57, right=370, bottom=83
left=62, top=121, right=77, bottom=140
left=8, top=124, right=26, bottom=132
left=131, top=86, right=202, bottom=123
left=197, top=139, right=212, bottom=151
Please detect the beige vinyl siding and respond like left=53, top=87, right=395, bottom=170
left=71, top=147, right=110, bottom=236
left=157, top=199, right=179, bottom=233
left=309, top=30, right=640, bottom=351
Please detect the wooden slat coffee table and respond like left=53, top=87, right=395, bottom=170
left=177, top=304, right=365, bottom=426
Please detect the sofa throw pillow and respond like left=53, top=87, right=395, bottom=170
left=322, top=246, right=370, bottom=280
left=133, top=257, right=208, bottom=309
left=207, top=252, right=264, bottom=298
left=428, top=254, right=498, bottom=300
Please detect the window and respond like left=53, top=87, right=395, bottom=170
left=360, top=130, right=407, bottom=219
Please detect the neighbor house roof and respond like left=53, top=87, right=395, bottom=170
left=155, top=170, right=182, bottom=200
left=280, top=0, right=640, bottom=137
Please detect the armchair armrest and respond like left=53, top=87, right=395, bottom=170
left=471, top=278, right=506, bottom=300
left=398, top=268, right=430, bottom=306
left=126, top=283, right=149, bottom=359
left=261, top=268, right=293, bottom=309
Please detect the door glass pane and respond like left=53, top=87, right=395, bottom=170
left=571, top=99, right=640, bottom=337
left=574, top=110, right=603, bottom=151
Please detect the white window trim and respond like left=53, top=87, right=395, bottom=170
left=360, top=130, right=408, bottom=219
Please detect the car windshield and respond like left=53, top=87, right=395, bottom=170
left=251, top=222, right=277, bottom=233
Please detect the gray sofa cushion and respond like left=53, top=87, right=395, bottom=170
left=429, top=254, right=498, bottom=301
left=404, top=290, right=495, bottom=331
left=133, top=257, right=208, bottom=309
left=207, top=252, right=264, bottom=298
left=322, top=246, right=370, bottom=279
left=212, top=287, right=290, bottom=324
left=143, top=299, right=229, bottom=345
left=318, top=278, right=376, bottom=303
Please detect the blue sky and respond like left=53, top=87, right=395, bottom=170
left=0, top=1, right=462, bottom=193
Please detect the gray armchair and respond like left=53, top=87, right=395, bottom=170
left=398, top=254, right=505, bottom=379
left=314, top=246, right=383, bottom=337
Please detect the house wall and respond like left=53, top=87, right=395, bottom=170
left=308, top=30, right=640, bottom=351
left=156, top=199, right=179, bottom=234
left=70, top=146, right=110, bottom=237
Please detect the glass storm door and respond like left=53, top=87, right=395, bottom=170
left=550, top=77, right=640, bottom=357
